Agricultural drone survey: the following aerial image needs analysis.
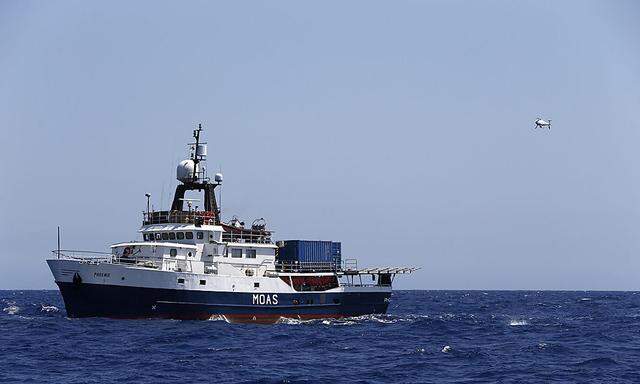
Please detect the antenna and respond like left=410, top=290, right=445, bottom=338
left=218, top=165, right=223, bottom=221
left=57, top=226, right=61, bottom=259
left=192, top=124, right=200, bottom=180
left=190, top=123, right=205, bottom=181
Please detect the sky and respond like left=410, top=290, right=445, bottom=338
left=1, top=1, right=639, bottom=290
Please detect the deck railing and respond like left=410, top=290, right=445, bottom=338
left=51, top=249, right=160, bottom=268
left=51, top=249, right=114, bottom=263
left=222, top=232, right=272, bottom=244
left=143, top=210, right=217, bottom=225
left=274, top=261, right=342, bottom=273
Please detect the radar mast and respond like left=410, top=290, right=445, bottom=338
left=169, top=123, right=221, bottom=223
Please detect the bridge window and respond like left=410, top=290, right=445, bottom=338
left=161, top=233, right=169, bottom=240
left=155, top=233, right=161, bottom=240
left=169, top=232, right=176, bottom=240
left=185, top=232, right=194, bottom=240
left=169, top=249, right=177, bottom=257
left=231, top=248, right=242, bottom=258
left=197, top=232, right=204, bottom=240
left=177, top=232, right=185, bottom=240
left=246, top=249, right=256, bottom=259
left=143, top=234, right=149, bottom=241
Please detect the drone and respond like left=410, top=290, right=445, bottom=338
left=534, top=117, right=551, bottom=129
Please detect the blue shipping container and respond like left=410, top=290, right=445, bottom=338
left=331, top=242, right=341, bottom=258
left=278, top=240, right=341, bottom=265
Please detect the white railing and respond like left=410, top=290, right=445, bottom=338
left=51, top=249, right=160, bottom=269
left=274, top=261, right=342, bottom=273
left=51, top=249, right=113, bottom=262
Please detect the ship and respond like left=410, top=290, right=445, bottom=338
left=47, top=124, right=417, bottom=323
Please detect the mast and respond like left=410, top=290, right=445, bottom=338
left=192, top=123, right=202, bottom=182
left=169, top=123, right=222, bottom=223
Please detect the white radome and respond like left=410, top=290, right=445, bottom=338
left=177, top=159, right=199, bottom=182
left=214, top=173, right=223, bottom=183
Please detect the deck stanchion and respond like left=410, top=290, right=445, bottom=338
left=57, top=226, right=60, bottom=259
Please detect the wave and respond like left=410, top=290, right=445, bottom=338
left=509, top=319, right=529, bottom=326
left=276, top=314, right=409, bottom=326
left=40, top=304, right=60, bottom=313
left=575, top=357, right=618, bottom=367
left=321, top=319, right=357, bottom=326
left=218, top=314, right=403, bottom=326
left=276, top=317, right=316, bottom=325
left=274, top=313, right=486, bottom=327
left=523, top=342, right=573, bottom=355
left=2, top=305, right=20, bottom=315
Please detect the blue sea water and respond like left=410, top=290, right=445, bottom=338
left=1, top=290, right=640, bottom=383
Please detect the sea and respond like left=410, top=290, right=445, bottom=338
left=1, top=290, right=639, bottom=383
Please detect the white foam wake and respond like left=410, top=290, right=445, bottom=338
left=3, top=305, right=20, bottom=315
left=40, top=304, right=60, bottom=313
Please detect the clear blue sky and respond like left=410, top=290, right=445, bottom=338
left=1, top=1, right=639, bottom=290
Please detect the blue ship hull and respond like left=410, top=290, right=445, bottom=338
left=57, top=282, right=391, bottom=323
